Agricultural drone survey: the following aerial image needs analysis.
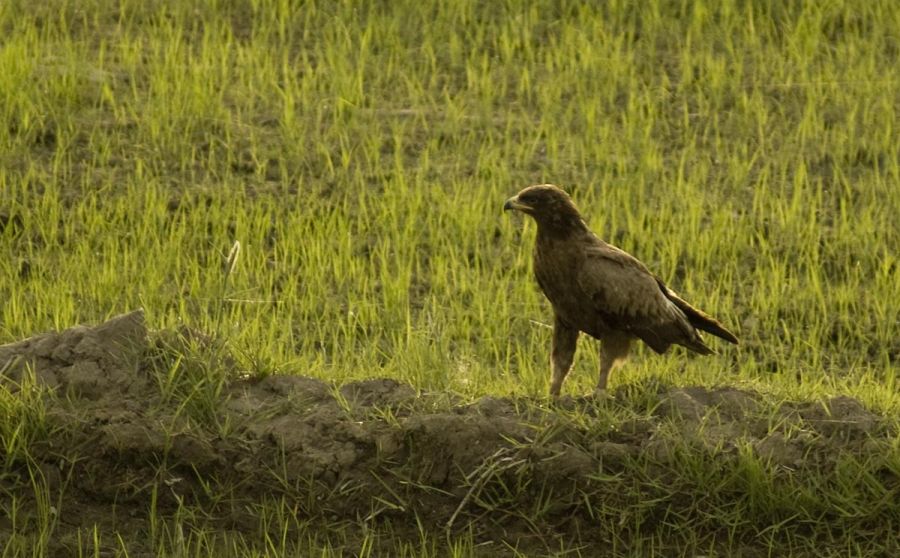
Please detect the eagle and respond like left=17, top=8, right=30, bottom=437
left=504, top=184, right=738, bottom=397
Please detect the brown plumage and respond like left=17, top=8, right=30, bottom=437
left=504, top=184, right=738, bottom=397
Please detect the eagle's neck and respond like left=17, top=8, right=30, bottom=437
left=534, top=214, right=589, bottom=240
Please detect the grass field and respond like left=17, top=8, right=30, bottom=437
left=1, top=0, right=898, bottom=555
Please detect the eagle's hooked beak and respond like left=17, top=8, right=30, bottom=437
left=504, top=196, right=532, bottom=213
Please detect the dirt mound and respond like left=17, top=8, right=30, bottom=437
left=1, top=312, right=896, bottom=555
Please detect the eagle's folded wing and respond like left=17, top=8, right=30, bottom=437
left=576, top=244, right=712, bottom=354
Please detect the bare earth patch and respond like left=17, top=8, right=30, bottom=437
left=1, top=311, right=896, bottom=555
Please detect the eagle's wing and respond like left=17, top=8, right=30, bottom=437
left=575, top=242, right=711, bottom=354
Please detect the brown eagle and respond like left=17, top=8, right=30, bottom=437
left=504, top=184, right=738, bottom=397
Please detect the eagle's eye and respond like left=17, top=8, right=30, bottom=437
left=519, top=192, right=539, bottom=204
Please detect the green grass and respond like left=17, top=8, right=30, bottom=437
left=1, top=0, right=898, bottom=555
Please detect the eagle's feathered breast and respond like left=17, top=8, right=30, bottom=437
left=533, top=232, right=616, bottom=339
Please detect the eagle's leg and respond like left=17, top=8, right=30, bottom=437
left=550, top=316, right=578, bottom=398
left=596, top=334, right=632, bottom=393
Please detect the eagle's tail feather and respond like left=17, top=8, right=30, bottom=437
left=660, top=284, right=739, bottom=345
left=681, top=335, right=715, bottom=355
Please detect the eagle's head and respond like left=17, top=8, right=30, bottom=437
left=503, top=184, right=584, bottom=229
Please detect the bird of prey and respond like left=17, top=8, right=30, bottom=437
left=504, top=184, right=738, bottom=397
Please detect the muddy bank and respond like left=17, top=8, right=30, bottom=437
left=1, top=311, right=897, bottom=555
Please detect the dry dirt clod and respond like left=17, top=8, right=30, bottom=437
left=0, top=309, right=148, bottom=400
